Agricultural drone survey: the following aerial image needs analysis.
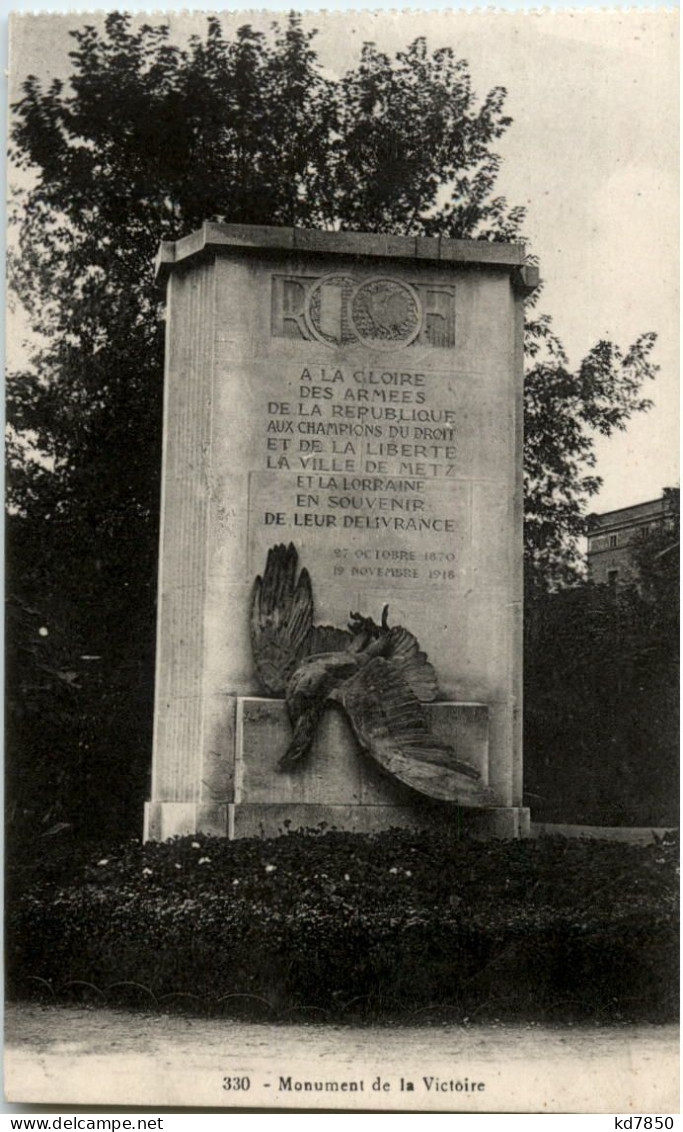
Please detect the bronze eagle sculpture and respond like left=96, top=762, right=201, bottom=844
left=250, top=543, right=491, bottom=803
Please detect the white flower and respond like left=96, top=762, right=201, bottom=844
left=198, top=857, right=211, bottom=865
left=175, top=863, right=182, bottom=869
left=97, top=859, right=109, bottom=866
left=142, top=868, right=153, bottom=876
left=232, top=879, right=240, bottom=886
left=265, top=864, right=277, bottom=873
left=405, top=870, right=412, bottom=877
left=344, top=874, right=351, bottom=882
left=191, top=842, right=200, bottom=849
left=389, top=867, right=398, bottom=874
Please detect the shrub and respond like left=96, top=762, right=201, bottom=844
left=7, top=828, right=678, bottom=1022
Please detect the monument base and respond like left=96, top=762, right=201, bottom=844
left=228, top=802, right=530, bottom=840
left=144, top=802, right=530, bottom=842
left=145, top=697, right=529, bottom=841
left=144, top=801, right=228, bottom=842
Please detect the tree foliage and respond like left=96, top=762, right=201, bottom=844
left=628, top=486, right=680, bottom=606
left=523, top=317, right=657, bottom=593
left=525, top=493, right=679, bottom=825
left=7, top=13, right=659, bottom=836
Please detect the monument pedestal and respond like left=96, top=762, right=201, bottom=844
left=144, top=802, right=529, bottom=842
left=144, top=698, right=529, bottom=841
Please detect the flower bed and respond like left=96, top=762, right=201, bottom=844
left=7, top=828, right=678, bottom=1022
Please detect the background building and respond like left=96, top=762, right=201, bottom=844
left=586, top=492, right=677, bottom=587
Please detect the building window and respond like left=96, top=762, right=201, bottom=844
left=609, top=534, right=618, bottom=548
left=607, top=569, right=619, bottom=587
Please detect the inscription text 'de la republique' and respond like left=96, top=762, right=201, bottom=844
left=264, top=364, right=459, bottom=584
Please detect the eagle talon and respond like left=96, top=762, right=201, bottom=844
left=348, top=608, right=390, bottom=639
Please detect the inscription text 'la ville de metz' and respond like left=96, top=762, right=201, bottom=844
left=264, top=365, right=458, bottom=532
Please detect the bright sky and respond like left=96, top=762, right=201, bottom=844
left=6, top=9, right=679, bottom=513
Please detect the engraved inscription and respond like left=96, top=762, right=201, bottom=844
left=257, top=360, right=464, bottom=585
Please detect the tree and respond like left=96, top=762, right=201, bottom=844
left=523, top=317, right=657, bottom=595
left=629, top=486, right=680, bottom=606
left=524, top=492, right=679, bottom=826
left=6, top=13, right=658, bottom=836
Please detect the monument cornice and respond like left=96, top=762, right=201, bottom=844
left=155, top=221, right=539, bottom=295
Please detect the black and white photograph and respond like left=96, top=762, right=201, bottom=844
left=3, top=6, right=679, bottom=1115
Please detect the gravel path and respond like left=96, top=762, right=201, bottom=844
left=4, top=1002, right=678, bottom=1113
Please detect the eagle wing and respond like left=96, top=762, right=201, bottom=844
left=381, top=625, right=439, bottom=702
left=329, top=657, right=493, bottom=804
left=305, top=623, right=352, bottom=655
left=250, top=544, right=351, bottom=694
left=250, top=544, right=314, bottom=695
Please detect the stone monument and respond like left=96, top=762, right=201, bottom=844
left=144, top=222, right=538, bottom=841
